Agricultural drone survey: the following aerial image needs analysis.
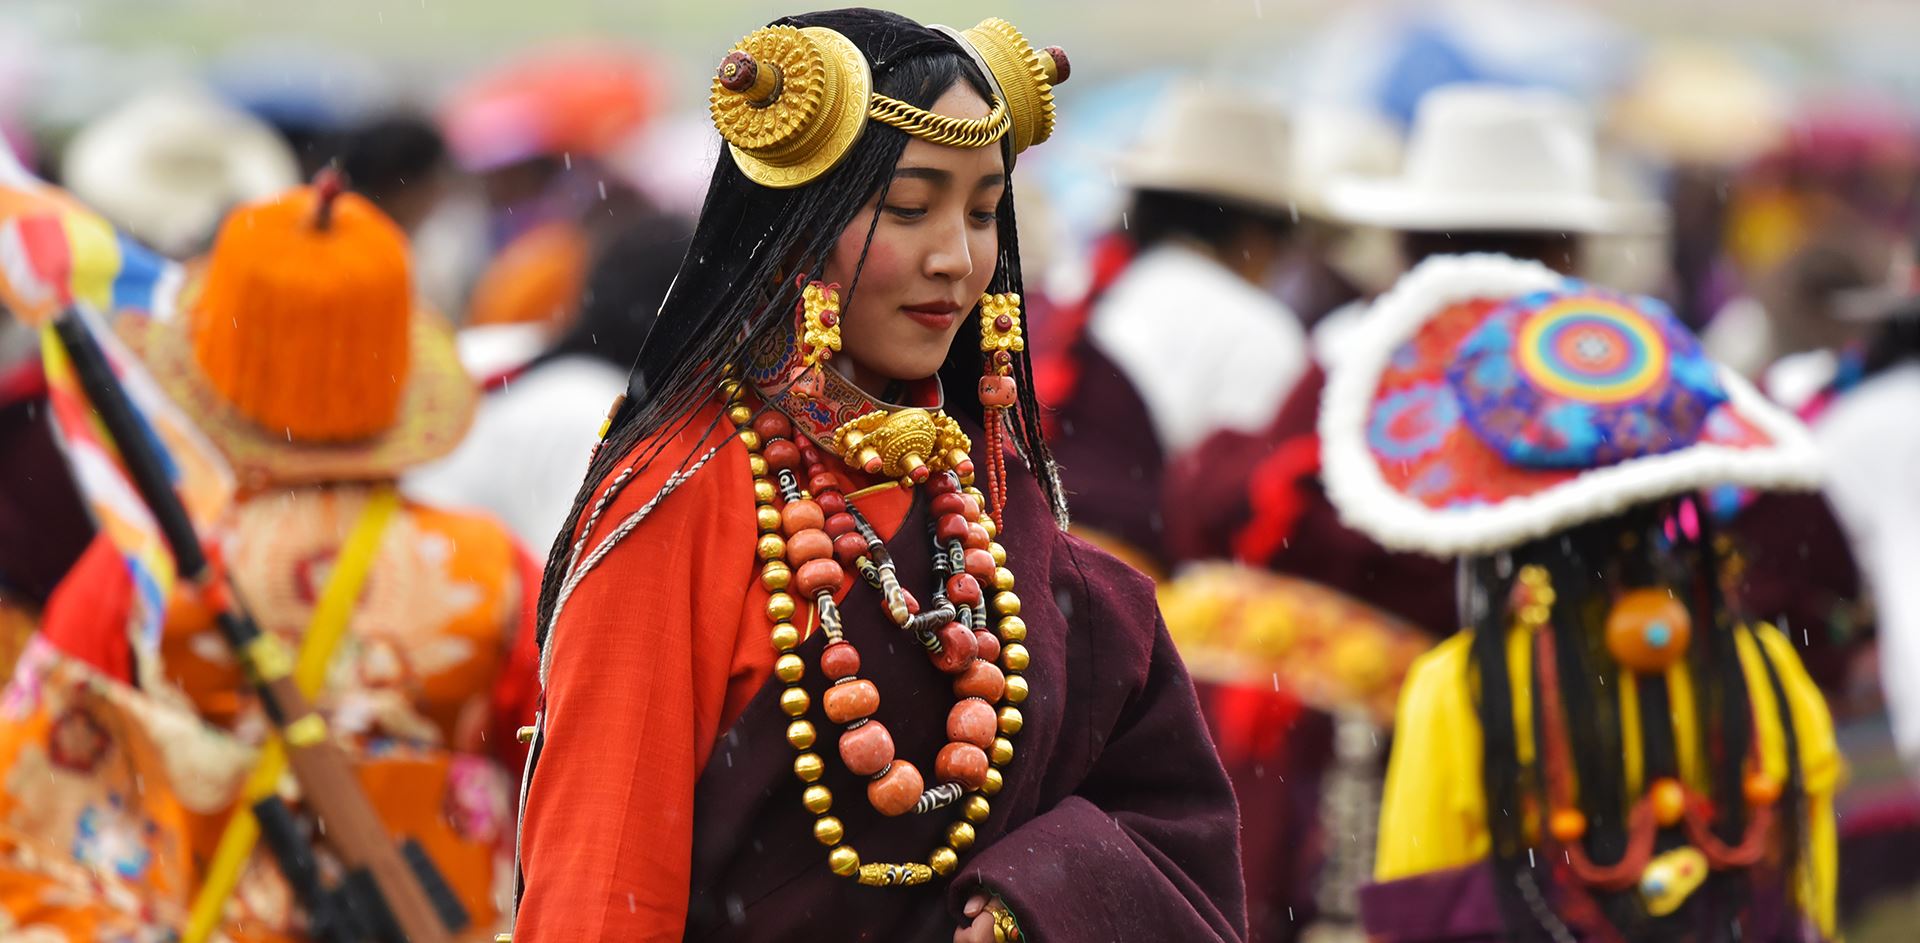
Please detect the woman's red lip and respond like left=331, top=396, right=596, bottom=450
left=902, top=302, right=961, bottom=314
left=902, top=309, right=959, bottom=330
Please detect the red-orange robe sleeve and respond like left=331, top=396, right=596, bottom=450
left=512, top=414, right=765, bottom=942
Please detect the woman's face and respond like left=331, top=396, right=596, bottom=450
left=826, top=81, right=1007, bottom=392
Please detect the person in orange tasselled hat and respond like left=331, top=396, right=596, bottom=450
left=12, top=174, right=542, bottom=941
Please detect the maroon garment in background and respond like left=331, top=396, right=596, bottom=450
left=1725, top=490, right=1865, bottom=699
left=1047, top=337, right=1170, bottom=570
left=1165, top=365, right=1458, bottom=635
left=0, top=390, right=95, bottom=603
left=682, top=437, right=1247, bottom=942
left=1359, top=860, right=1812, bottom=942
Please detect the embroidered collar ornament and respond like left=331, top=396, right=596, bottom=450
left=1319, top=253, right=1821, bottom=558
left=709, top=19, right=1067, bottom=189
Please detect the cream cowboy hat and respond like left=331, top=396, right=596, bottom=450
left=62, top=89, right=300, bottom=259
left=1114, top=82, right=1296, bottom=216
left=1326, top=84, right=1665, bottom=235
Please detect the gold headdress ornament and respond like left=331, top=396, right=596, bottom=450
left=710, top=19, right=1069, bottom=189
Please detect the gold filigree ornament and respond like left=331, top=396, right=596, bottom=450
left=710, top=20, right=1068, bottom=189
left=954, top=18, right=1063, bottom=155
left=977, top=292, right=1025, bottom=358
left=833, top=408, right=973, bottom=484
left=800, top=280, right=842, bottom=367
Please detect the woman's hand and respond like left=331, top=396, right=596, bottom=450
left=953, top=892, right=1003, bottom=943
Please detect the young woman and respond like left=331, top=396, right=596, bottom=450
left=511, top=10, right=1244, bottom=943
left=1318, top=254, right=1840, bottom=941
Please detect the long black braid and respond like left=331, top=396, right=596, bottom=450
left=1467, top=496, right=1810, bottom=941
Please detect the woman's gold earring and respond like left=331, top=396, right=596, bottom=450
left=788, top=277, right=841, bottom=399
left=976, top=292, right=1024, bottom=527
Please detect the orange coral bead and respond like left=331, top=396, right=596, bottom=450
left=1649, top=777, right=1687, bottom=827
left=1549, top=808, right=1587, bottom=843
left=781, top=500, right=826, bottom=536
left=947, top=697, right=998, bottom=750
left=839, top=721, right=895, bottom=777
left=823, top=679, right=879, bottom=725
left=786, top=528, right=832, bottom=566
left=752, top=411, right=793, bottom=442
left=953, top=660, right=1005, bottom=702
left=936, top=742, right=990, bottom=790
left=868, top=760, right=924, bottom=817
left=820, top=641, right=860, bottom=680
left=1604, top=589, right=1692, bottom=674
left=794, top=558, right=845, bottom=597
left=1744, top=772, right=1781, bottom=806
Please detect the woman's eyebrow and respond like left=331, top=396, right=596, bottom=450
left=893, top=166, right=952, bottom=183
left=975, top=173, right=1008, bottom=191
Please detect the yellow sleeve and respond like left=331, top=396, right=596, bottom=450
left=1374, top=633, right=1489, bottom=880
left=1741, top=624, right=1843, bottom=940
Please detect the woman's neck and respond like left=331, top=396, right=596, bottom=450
left=837, top=359, right=907, bottom=403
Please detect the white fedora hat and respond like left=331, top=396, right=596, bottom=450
left=63, top=88, right=300, bottom=259
left=1115, top=81, right=1295, bottom=216
left=1327, top=83, right=1664, bottom=235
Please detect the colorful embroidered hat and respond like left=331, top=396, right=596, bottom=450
left=1319, top=253, right=1820, bottom=557
left=120, top=178, right=476, bottom=488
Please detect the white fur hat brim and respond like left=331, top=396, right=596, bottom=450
left=1318, top=253, right=1822, bottom=558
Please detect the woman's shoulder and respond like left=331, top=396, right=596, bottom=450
left=575, top=400, right=755, bottom=546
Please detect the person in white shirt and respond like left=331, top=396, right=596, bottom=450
left=1089, top=82, right=1309, bottom=459
left=408, top=214, right=688, bottom=553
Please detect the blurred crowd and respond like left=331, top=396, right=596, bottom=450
left=2, top=2, right=1920, bottom=941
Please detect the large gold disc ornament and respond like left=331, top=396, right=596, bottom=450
left=711, top=26, right=873, bottom=189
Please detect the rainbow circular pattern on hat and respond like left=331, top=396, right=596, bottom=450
left=1514, top=296, right=1668, bottom=405
left=1444, top=286, right=1726, bottom=470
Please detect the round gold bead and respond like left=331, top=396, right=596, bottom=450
left=786, top=719, right=816, bottom=750
left=770, top=623, right=801, bottom=651
left=1001, top=643, right=1030, bottom=672
left=749, top=454, right=769, bottom=478
left=998, top=616, right=1026, bottom=642
left=794, top=752, right=825, bottom=782
left=754, top=480, right=778, bottom=505
left=775, top=653, right=805, bottom=684
left=981, top=767, right=1003, bottom=797
left=946, top=821, right=976, bottom=851
left=928, top=846, right=959, bottom=876
left=1004, top=674, right=1029, bottom=704
left=963, top=487, right=985, bottom=502
left=762, top=561, right=791, bottom=592
left=993, top=568, right=1016, bottom=592
left=766, top=592, right=797, bottom=622
left=998, top=706, right=1024, bottom=735
left=815, top=816, right=845, bottom=846
left=756, top=506, right=783, bottom=533
left=980, top=517, right=998, bottom=538
left=718, top=380, right=742, bottom=402
left=802, top=784, right=833, bottom=814
left=989, top=542, right=1008, bottom=566
left=990, top=737, right=1014, bottom=767
left=728, top=405, right=754, bottom=427
left=779, top=687, right=811, bottom=717
left=963, top=795, right=992, bottom=823
left=757, top=534, right=786, bottom=561
left=827, top=843, right=859, bottom=874
left=737, top=430, right=762, bottom=452
left=994, top=592, right=1021, bottom=616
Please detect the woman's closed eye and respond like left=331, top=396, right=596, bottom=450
left=884, top=204, right=928, bottom=221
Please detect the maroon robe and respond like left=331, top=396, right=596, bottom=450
left=682, top=437, right=1246, bottom=941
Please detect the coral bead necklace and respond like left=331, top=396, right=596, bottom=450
left=721, top=379, right=1030, bottom=888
